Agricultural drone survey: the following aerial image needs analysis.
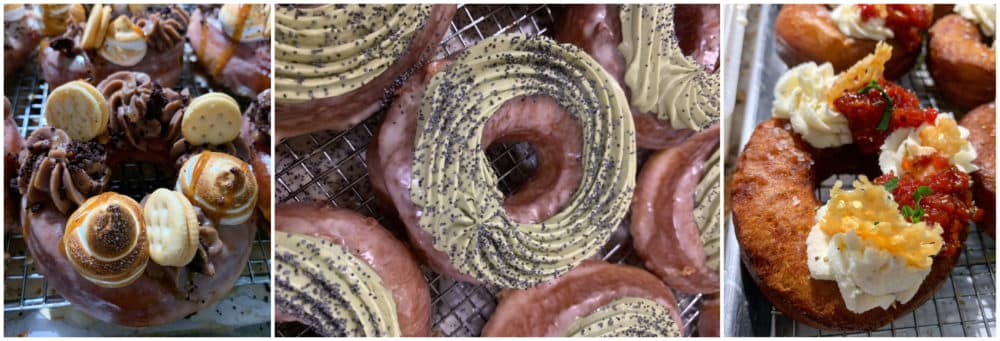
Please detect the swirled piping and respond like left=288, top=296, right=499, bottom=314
left=133, top=5, right=189, bottom=52
left=16, top=127, right=109, bottom=214
left=274, top=4, right=431, bottom=103
left=564, top=297, right=681, bottom=337
left=98, top=71, right=189, bottom=150
left=695, top=149, right=721, bottom=270
left=275, top=231, right=400, bottom=336
left=411, top=34, right=635, bottom=288
left=619, top=5, right=720, bottom=131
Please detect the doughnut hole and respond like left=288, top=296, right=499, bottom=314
left=811, top=146, right=880, bottom=204
left=673, top=4, right=720, bottom=72
left=481, top=95, right=584, bottom=224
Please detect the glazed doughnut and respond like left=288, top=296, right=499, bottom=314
left=4, top=4, right=42, bottom=76
left=775, top=4, right=932, bottom=80
left=481, top=260, right=683, bottom=337
left=273, top=4, right=456, bottom=138
left=274, top=204, right=431, bottom=337
left=733, top=45, right=982, bottom=330
left=187, top=5, right=271, bottom=98
left=5, top=97, right=24, bottom=234
left=960, top=102, right=995, bottom=239
left=38, top=4, right=189, bottom=88
left=368, top=34, right=635, bottom=288
left=556, top=4, right=720, bottom=149
left=698, top=297, right=720, bottom=337
left=928, top=6, right=995, bottom=110
left=14, top=75, right=262, bottom=326
left=631, top=124, right=720, bottom=294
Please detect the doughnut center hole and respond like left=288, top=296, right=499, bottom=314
left=108, top=161, right=174, bottom=203
left=673, top=4, right=720, bottom=73
left=485, top=141, right=538, bottom=198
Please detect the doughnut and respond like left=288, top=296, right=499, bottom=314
left=273, top=4, right=456, bottom=138
left=927, top=6, right=995, bottom=110
left=556, top=4, right=720, bottom=149
left=37, top=4, right=86, bottom=37
left=14, top=75, right=264, bottom=326
left=774, top=4, right=932, bottom=80
left=274, top=204, right=431, bottom=337
left=5, top=97, right=24, bottom=234
left=39, top=4, right=189, bottom=88
left=631, top=124, right=720, bottom=294
left=241, top=90, right=272, bottom=222
left=4, top=4, right=42, bottom=76
left=698, top=297, right=721, bottom=337
left=481, top=260, right=683, bottom=337
left=187, top=5, right=271, bottom=98
left=368, top=34, right=635, bottom=288
left=732, top=45, right=982, bottom=330
left=961, top=102, right=995, bottom=239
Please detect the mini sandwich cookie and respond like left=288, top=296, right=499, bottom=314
left=143, top=188, right=200, bottom=267
left=44, top=80, right=110, bottom=141
left=80, top=4, right=112, bottom=50
left=182, top=92, right=242, bottom=146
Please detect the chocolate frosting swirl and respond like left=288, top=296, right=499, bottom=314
left=134, top=5, right=189, bottom=52
left=16, top=127, right=110, bottom=214
left=97, top=71, right=189, bottom=150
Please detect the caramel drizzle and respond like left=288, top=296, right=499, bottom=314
left=60, top=193, right=113, bottom=257
left=182, top=153, right=254, bottom=224
left=211, top=5, right=250, bottom=78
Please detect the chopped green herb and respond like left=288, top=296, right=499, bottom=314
left=883, top=177, right=899, bottom=192
left=858, top=80, right=880, bottom=94
left=873, top=221, right=880, bottom=226
left=858, top=79, right=895, bottom=132
left=903, top=186, right=933, bottom=223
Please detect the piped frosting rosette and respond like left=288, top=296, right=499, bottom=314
left=410, top=34, right=635, bottom=288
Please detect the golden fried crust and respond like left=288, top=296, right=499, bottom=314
left=732, top=119, right=961, bottom=331
left=774, top=4, right=923, bottom=80
left=928, top=15, right=996, bottom=110
left=961, top=103, right=995, bottom=238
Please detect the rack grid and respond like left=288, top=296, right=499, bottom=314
left=275, top=4, right=709, bottom=337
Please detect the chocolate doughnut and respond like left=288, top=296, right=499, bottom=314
left=556, top=4, right=720, bottom=149
left=928, top=6, right=995, bottom=110
left=961, top=102, right=995, bottom=239
left=187, top=5, right=271, bottom=98
left=482, top=260, right=683, bottom=337
left=5, top=97, right=24, bottom=234
left=273, top=4, right=456, bottom=138
left=631, top=124, right=720, bottom=294
left=275, top=204, right=431, bottom=336
left=369, top=34, right=635, bottom=288
left=698, top=297, right=720, bottom=337
left=4, top=4, right=42, bottom=77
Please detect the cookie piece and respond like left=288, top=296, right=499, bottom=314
left=181, top=92, right=242, bottom=145
left=44, top=80, right=109, bottom=141
left=143, top=188, right=200, bottom=267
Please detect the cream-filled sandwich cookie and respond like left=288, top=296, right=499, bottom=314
left=181, top=92, right=242, bottom=146
left=143, top=188, right=200, bottom=267
left=44, top=80, right=109, bottom=141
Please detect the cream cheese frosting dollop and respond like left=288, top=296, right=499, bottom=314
left=618, top=4, right=720, bottom=131
left=954, top=3, right=995, bottom=38
left=772, top=62, right=852, bottom=148
left=564, top=297, right=681, bottom=337
left=830, top=5, right=894, bottom=41
left=806, top=177, right=944, bottom=314
left=274, top=4, right=431, bottom=103
left=275, top=231, right=399, bottom=337
left=879, top=114, right=978, bottom=176
left=695, top=149, right=721, bottom=271
left=411, top=34, right=635, bottom=288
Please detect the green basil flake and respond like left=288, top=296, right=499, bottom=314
left=858, top=80, right=880, bottom=94
left=883, top=177, right=899, bottom=192
left=876, top=91, right=894, bottom=132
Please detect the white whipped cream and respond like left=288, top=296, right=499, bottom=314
left=879, top=114, right=978, bottom=176
left=772, top=62, right=852, bottom=148
left=220, top=4, right=269, bottom=42
left=807, top=220, right=928, bottom=313
left=954, top=3, right=995, bottom=38
left=831, top=5, right=894, bottom=41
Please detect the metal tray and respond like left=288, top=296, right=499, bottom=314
left=724, top=4, right=996, bottom=337
left=275, top=4, right=707, bottom=337
left=3, top=31, right=271, bottom=336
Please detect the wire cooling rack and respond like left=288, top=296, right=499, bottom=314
left=275, top=4, right=708, bottom=337
left=3, top=39, right=271, bottom=335
left=727, top=4, right=996, bottom=337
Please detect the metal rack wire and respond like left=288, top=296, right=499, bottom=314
left=727, top=4, right=996, bottom=337
left=274, top=4, right=707, bottom=337
left=2, top=42, right=272, bottom=329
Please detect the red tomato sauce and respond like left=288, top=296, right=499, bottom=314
left=833, top=78, right=937, bottom=154
left=858, top=4, right=932, bottom=51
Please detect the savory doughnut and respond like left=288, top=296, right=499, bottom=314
left=961, top=102, right=995, bottom=239
left=368, top=34, right=635, bottom=288
left=5, top=97, right=24, bottom=234
left=631, top=124, right=720, bottom=294
left=14, top=76, right=263, bottom=326
left=187, top=5, right=271, bottom=98
left=4, top=4, right=42, bottom=76
left=733, top=45, right=981, bottom=330
left=927, top=6, right=995, bottom=110
left=275, top=204, right=431, bottom=337
left=482, top=260, right=683, bottom=337
left=556, top=4, right=720, bottom=149
left=273, top=4, right=456, bottom=138
left=775, top=4, right=932, bottom=80
left=38, top=4, right=189, bottom=88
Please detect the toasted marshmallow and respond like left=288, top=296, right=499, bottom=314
left=219, top=4, right=269, bottom=42
left=99, top=16, right=147, bottom=67
left=63, top=192, right=149, bottom=288
left=176, top=151, right=259, bottom=226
